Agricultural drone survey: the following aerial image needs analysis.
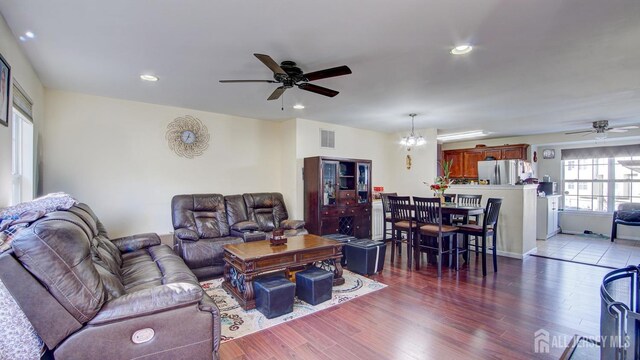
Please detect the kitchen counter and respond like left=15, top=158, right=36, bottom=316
left=449, top=184, right=538, bottom=259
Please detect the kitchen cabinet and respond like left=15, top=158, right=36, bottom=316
left=443, top=144, right=529, bottom=179
left=444, top=151, right=464, bottom=178
left=304, top=156, right=372, bottom=239
left=462, top=150, right=485, bottom=178
left=536, top=195, right=561, bottom=240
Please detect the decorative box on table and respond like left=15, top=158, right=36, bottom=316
left=345, top=239, right=386, bottom=275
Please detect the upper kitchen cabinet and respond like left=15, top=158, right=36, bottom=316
left=443, top=144, right=529, bottom=179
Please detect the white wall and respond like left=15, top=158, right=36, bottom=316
left=0, top=13, right=44, bottom=206
left=42, top=91, right=437, bottom=238
left=292, top=118, right=397, bottom=219
left=390, top=128, right=438, bottom=197
left=43, top=89, right=283, bottom=237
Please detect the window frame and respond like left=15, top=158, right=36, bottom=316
left=562, top=157, right=639, bottom=213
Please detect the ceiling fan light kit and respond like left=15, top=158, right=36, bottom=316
left=220, top=53, right=352, bottom=102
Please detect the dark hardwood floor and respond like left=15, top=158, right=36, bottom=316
left=219, top=246, right=609, bottom=359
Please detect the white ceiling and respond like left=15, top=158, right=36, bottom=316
left=1, top=0, right=640, bottom=137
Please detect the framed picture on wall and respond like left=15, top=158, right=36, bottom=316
left=0, top=53, right=10, bottom=127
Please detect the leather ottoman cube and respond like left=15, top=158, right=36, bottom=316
left=295, top=267, right=333, bottom=306
left=322, top=234, right=358, bottom=266
left=253, top=276, right=295, bottom=319
left=345, top=239, right=386, bottom=275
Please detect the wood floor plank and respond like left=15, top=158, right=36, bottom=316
left=219, top=246, right=611, bottom=359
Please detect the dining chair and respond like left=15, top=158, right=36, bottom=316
left=413, top=197, right=461, bottom=277
left=452, top=194, right=482, bottom=225
left=456, top=198, right=502, bottom=276
left=380, top=192, right=397, bottom=243
left=443, top=193, right=457, bottom=203
left=388, top=195, right=416, bottom=269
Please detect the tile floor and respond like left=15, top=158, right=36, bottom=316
left=533, top=233, right=640, bottom=268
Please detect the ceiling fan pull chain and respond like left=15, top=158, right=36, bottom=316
left=281, top=93, right=284, bottom=111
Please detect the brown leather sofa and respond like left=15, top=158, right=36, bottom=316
left=172, top=192, right=307, bottom=278
left=171, top=194, right=244, bottom=280
left=1, top=203, right=220, bottom=360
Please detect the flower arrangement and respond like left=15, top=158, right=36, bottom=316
left=424, top=159, right=453, bottom=200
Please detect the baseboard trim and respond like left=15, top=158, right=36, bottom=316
left=496, top=248, right=536, bottom=260
left=560, top=230, right=640, bottom=242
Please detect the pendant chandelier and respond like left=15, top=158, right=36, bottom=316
left=399, top=113, right=426, bottom=149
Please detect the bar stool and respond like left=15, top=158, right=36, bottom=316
left=457, top=198, right=502, bottom=276
left=413, top=197, right=460, bottom=277
left=388, top=195, right=416, bottom=269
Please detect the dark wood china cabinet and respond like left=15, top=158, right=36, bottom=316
left=304, top=156, right=372, bottom=239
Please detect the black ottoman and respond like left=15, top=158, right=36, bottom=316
left=295, top=267, right=333, bottom=305
left=323, top=234, right=358, bottom=266
left=345, top=239, right=386, bottom=275
left=253, top=276, right=295, bottom=319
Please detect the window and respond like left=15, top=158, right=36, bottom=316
left=563, top=156, right=639, bottom=212
left=10, top=83, right=34, bottom=205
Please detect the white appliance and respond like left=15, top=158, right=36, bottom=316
left=477, top=160, right=532, bottom=185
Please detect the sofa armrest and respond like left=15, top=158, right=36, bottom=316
left=231, top=220, right=259, bottom=232
left=280, top=219, right=305, bottom=230
left=174, top=228, right=199, bottom=241
left=111, top=233, right=161, bottom=253
left=88, top=283, right=203, bottom=325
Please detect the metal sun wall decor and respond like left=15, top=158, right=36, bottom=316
left=166, top=115, right=210, bottom=158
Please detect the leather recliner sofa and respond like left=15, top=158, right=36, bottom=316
left=1, top=203, right=220, bottom=360
left=171, top=194, right=244, bottom=280
left=241, top=192, right=307, bottom=238
left=172, top=192, right=307, bottom=279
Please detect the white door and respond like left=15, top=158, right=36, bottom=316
left=11, top=108, right=34, bottom=205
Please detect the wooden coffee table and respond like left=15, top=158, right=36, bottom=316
left=222, top=234, right=344, bottom=310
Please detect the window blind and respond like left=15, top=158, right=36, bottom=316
left=561, top=144, right=640, bottom=160
left=12, top=83, right=33, bottom=121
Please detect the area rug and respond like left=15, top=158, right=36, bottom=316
left=200, top=270, right=387, bottom=342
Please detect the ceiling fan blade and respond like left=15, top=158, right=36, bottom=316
left=304, top=65, right=352, bottom=82
left=297, top=83, right=339, bottom=97
left=608, top=128, right=630, bottom=133
left=254, top=53, right=286, bottom=75
left=609, top=126, right=639, bottom=132
left=565, top=130, right=594, bottom=135
left=219, top=80, right=278, bottom=83
left=267, top=86, right=286, bottom=101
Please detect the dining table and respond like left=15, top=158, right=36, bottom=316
left=392, top=202, right=485, bottom=269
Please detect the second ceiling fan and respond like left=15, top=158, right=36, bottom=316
left=220, top=53, right=352, bottom=101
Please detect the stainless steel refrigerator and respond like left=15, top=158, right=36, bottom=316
left=477, top=160, right=531, bottom=185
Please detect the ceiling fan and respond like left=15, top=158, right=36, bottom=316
left=565, top=120, right=638, bottom=137
left=219, top=53, right=352, bottom=101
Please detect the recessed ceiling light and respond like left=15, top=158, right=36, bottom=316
left=140, top=74, right=159, bottom=82
left=19, top=36, right=26, bottom=42
left=450, top=44, right=473, bottom=55
left=293, top=104, right=305, bottom=110
left=25, top=31, right=35, bottom=39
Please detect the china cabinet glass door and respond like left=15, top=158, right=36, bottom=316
left=357, top=163, right=370, bottom=203
left=322, top=161, right=338, bottom=206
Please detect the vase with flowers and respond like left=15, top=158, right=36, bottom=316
left=424, top=159, right=453, bottom=203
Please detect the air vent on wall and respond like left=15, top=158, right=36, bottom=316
left=320, top=129, right=335, bottom=149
